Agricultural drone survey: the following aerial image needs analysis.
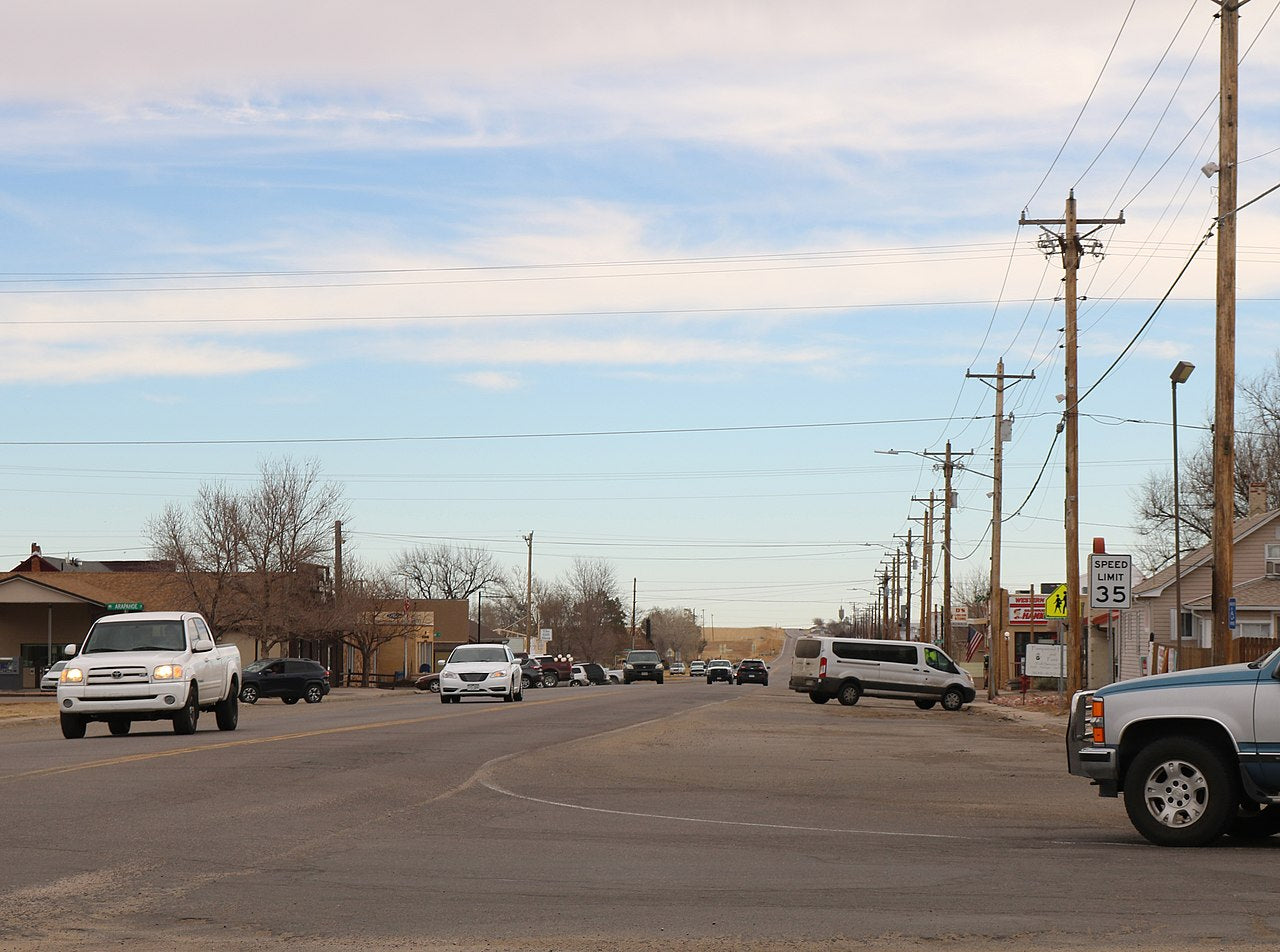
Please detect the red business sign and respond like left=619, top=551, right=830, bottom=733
left=1008, top=595, right=1047, bottom=625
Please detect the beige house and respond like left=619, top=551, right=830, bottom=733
left=1125, top=494, right=1280, bottom=676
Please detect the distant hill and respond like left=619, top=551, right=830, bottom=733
left=701, top=626, right=786, bottom=662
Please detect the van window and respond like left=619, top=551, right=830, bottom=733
left=794, top=639, right=822, bottom=659
left=924, top=647, right=959, bottom=674
left=885, top=644, right=917, bottom=665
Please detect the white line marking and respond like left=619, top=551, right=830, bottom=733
left=478, top=777, right=969, bottom=840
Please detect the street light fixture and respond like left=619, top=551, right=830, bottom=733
left=1171, top=361, right=1195, bottom=666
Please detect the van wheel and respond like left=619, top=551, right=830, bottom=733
left=914, top=699, right=937, bottom=710
left=809, top=692, right=830, bottom=705
left=941, top=688, right=965, bottom=711
left=837, top=682, right=862, bottom=706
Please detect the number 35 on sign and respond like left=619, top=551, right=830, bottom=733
left=1089, top=554, right=1132, bottom=610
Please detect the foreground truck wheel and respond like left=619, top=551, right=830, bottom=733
left=1122, top=736, right=1235, bottom=847
left=60, top=712, right=86, bottom=739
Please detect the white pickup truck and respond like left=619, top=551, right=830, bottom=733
left=1067, top=647, right=1280, bottom=846
left=56, top=611, right=241, bottom=739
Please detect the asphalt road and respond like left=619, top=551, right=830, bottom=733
left=3, top=667, right=1280, bottom=952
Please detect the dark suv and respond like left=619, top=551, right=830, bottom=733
left=623, top=649, right=664, bottom=684
left=241, top=658, right=331, bottom=704
left=735, top=658, right=769, bottom=686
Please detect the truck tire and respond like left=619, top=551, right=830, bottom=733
left=60, top=712, right=86, bottom=739
left=837, top=681, right=862, bottom=706
left=543, top=672, right=559, bottom=688
left=173, top=685, right=200, bottom=735
left=941, top=687, right=966, bottom=711
left=108, top=717, right=131, bottom=736
left=1123, top=736, right=1236, bottom=847
left=215, top=686, right=239, bottom=731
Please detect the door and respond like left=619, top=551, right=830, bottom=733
left=1249, top=655, right=1280, bottom=792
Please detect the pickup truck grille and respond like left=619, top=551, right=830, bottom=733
left=86, top=666, right=150, bottom=685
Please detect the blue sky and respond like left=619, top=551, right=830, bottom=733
left=2, top=1, right=1279, bottom=628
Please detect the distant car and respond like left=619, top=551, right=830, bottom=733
left=40, top=661, right=68, bottom=693
left=606, top=667, right=623, bottom=684
left=706, top=659, right=734, bottom=684
left=517, top=657, right=545, bottom=690
left=571, top=664, right=590, bottom=686
left=439, top=643, right=522, bottom=703
left=241, top=658, right=331, bottom=704
left=670, top=661, right=686, bottom=675
left=414, top=672, right=441, bottom=693
left=688, top=661, right=705, bottom=677
left=735, top=658, right=769, bottom=686
left=623, top=649, right=664, bottom=684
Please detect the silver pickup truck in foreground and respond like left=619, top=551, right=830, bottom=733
left=1067, top=647, right=1280, bottom=846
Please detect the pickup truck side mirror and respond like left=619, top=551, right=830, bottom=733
left=63, top=643, right=78, bottom=657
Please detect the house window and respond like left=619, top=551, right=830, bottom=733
left=1266, top=544, right=1280, bottom=578
left=1234, top=619, right=1274, bottom=640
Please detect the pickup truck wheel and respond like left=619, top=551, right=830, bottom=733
left=542, top=672, right=559, bottom=688
left=941, top=687, right=965, bottom=712
left=303, top=683, right=324, bottom=704
left=914, top=699, right=937, bottom=710
left=215, top=687, right=239, bottom=731
left=1226, top=804, right=1280, bottom=839
left=1123, top=737, right=1236, bottom=847
left=837, top=682, right=862, bottom=706
left=60, top=712, right=87, bottom=739
left=240, top=684, right=259, bottom=704
left=108, top=717, right=131, bottom=736
left=809, top=692, right=830, bottom=704
left=173, top=685, right=200, bottom=735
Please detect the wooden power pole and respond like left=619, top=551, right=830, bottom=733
left=1213, top=0, right=1243, bottom=666
left=1021, top=195, right=1124, bottom=696
left=967, top=361, right=1035, bottom=698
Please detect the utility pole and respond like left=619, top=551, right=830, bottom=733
left=912, top=493, right=937, bottom=645
left=967, top=361, right=1035, bottom=698
left=333, top=520, right=343, bottom=605
left=895, top=530, right=914, bottom=640
left=892, top=549, right=902, bottom=637
left=1212, top=0, right=1244, bottom=666
left=523, top=532, right=534, bottom=653
left=1022, top=194, right=1124, bottom=696
left=631, top=578, right=637, bottom=649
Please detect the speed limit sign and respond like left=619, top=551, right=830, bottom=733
left=1089, top=553, right=1132, bottom=610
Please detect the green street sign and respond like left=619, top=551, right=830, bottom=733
left=107, top=602, right=144, bottom=612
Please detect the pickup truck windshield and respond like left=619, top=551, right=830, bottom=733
left=628, top=651, right=660, bottom=663
left=82, top=620, right=185, bottom=653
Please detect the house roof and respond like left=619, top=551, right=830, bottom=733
left=1135, top=508, right=1280, bottom=599
left=1185, top=574, right=1280, bottom=610
left=0, top=571, right=195, bottom=610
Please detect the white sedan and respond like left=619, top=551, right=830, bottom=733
left=40, top=661, right=68, bottom=693
left=438, top=643, right=523, bottom=704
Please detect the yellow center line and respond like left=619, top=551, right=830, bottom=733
left=0, top=691, right=591, bottom=783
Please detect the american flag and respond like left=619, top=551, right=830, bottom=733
left=965, top=625, right=983, bottom=662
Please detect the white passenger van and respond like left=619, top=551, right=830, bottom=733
left=789, top=636, right=975, bottom=711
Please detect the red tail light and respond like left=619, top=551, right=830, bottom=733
left=818, top=657, right=827, bottom=679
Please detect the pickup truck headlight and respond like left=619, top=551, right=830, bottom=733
left=1087, top=696, right=1105, bottom=744
left=60, top=667, right=84, bottom=684
left=623, top=662, right=633, bottom=669
left=152, top=664, right=185, bottom=681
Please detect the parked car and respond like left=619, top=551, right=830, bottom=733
left=241, top=658, right=332, bottom=705
left=517, top=657, right=545, bottom=690
left=688, top=661, right=706, bottom=677
left=622, top=649, right=664, bottom=684
left=414, top=671, right=441, bottom=693
left=570, top=664, right=590, bottom=686
left=706, top=659, right=734, bottom=684
left=40, top=661, right=68, bottom=693
left=670, top=661, right=686, bottom=675
left=606, top=667, right=623, bottom=684
left=533, top=654, right=572, bottom=688
left=439, top=643, right=523, bottom=703
left=574, top=662, right=608, bottom=685
left=735, top=658, right=769, bottom=686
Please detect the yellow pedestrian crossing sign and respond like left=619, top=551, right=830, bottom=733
left=1044, top=584, right=1069, bottom=619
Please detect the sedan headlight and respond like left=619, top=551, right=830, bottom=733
left=488, top=670, right=507, bottom=680
left=153, top=664, right=185, bottom=681
left=60, top=667, right=84, bottom=684
left=442, top=670, right=461, bottom=680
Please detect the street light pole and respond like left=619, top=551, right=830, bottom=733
left=1171, top=360, right=1195, bottom=665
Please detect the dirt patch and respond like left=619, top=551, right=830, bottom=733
left=0, top=700, right=57, bottom=724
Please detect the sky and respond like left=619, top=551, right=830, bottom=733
left=2, top=1, right=1280, bottom=630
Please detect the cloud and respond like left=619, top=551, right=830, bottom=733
left=0, top=340, right=298, bottom=383
left=456, top=371, right=521, bottom=390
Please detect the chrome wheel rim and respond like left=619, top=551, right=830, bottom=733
left=1143, top=758, right=1210, bottom=828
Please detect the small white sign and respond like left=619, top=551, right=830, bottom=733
left=951, top=606, right=968, bottom=624
left=1024, top=643, right=1065, bottom=678
left=1089, top=553, right=1133, bottom=610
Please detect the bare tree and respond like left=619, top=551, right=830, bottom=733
left=646, top=607, right=705, bottom=659
left=556, top=559, right=627, bottom=661
left=954, top=569, right=990, bottom=619
left=330, top=570, right=416, bottom=686
left=395, top=543, right=503, bottom=600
